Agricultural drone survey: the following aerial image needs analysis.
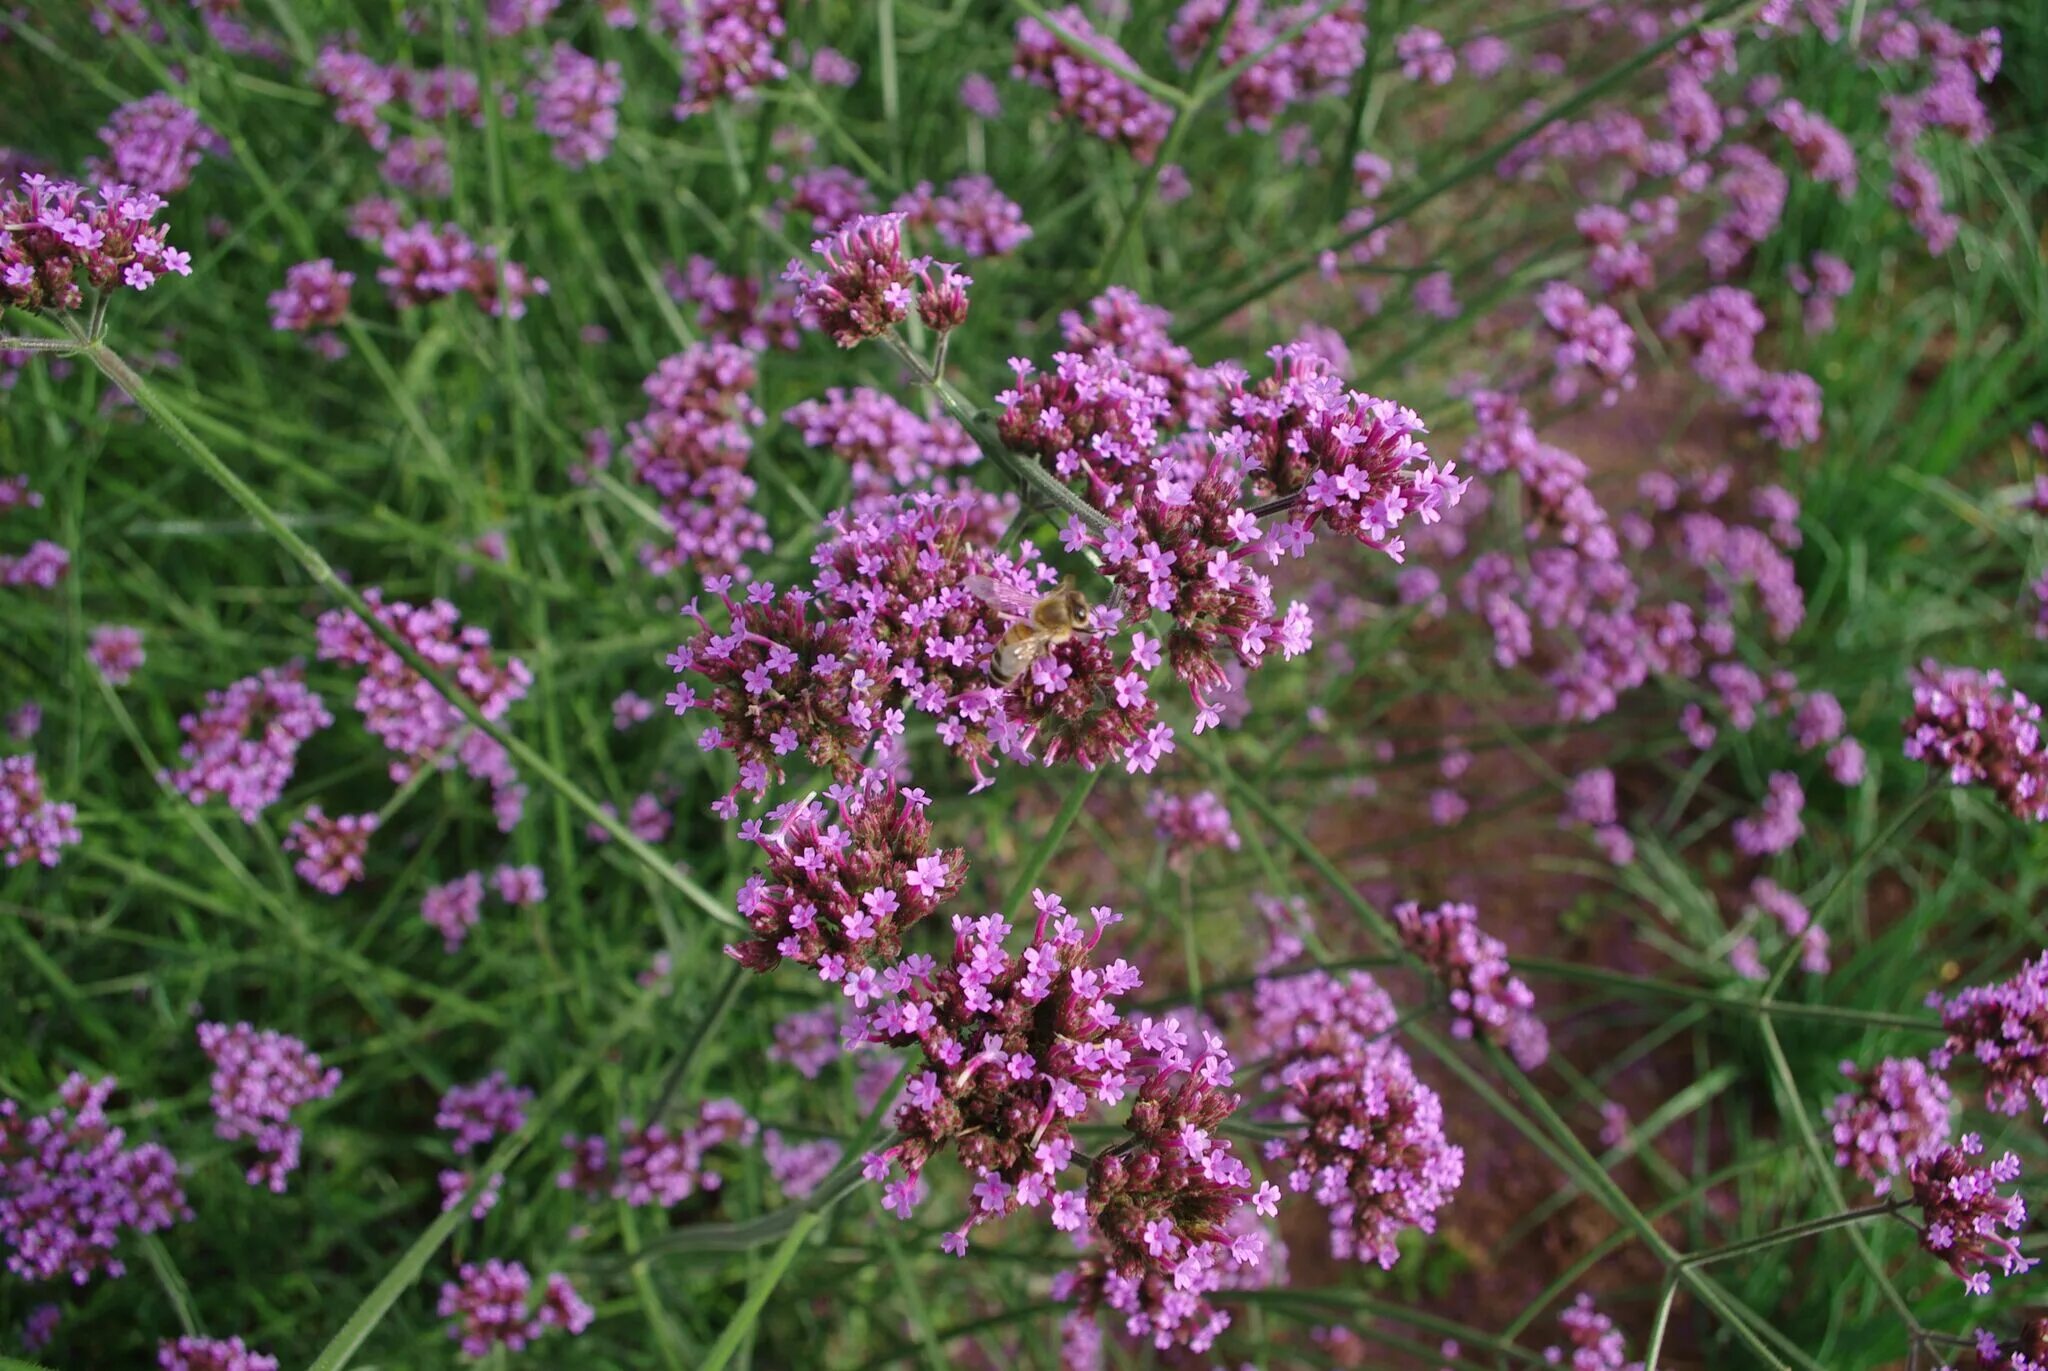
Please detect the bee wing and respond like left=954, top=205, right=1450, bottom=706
left=993, top=632, right=1049, bottom=684
left=964, top=573, right=1041, bottom=622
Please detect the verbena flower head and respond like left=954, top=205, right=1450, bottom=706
left=1543, top=1293, right=1644, bottom=1371
left=282, top=806, right=377, bottom=894
left=1256, top=1002, right=1463, bottom=1268
left=87, top=624, right=144, bottom=685
left=1933, top=952, right=2048, bottom=1119
left=164, top=664, right=331, bottom=824
left=1732, top=771, right=1805, bottom=855
left=1083, top=1038, right=1261, bottom=1296
left=668, top=576, right=892, bottom=811
left=92, top=95, right=223, bottom=196
left=1960, top=1319, right=2048, bottom=1371
left=422, top=871, right=486, bottom=951
left=267, top=259, right=353, bottom=333
left=315, top=590, right=531, bottom=823
left=437, top=1073, right=533, bottom=1155
left=1393, top=899, right=1548, bottom=1068
left=197, top=1021, right=341, bottom=1192
left=622, top=342, right=771, bottom=578
left=856, top=897, right=1135, bottom=1210
left=1145, top=788, right=1240, bottom=864
left=786, top=213, right=918, bottom=347
left=662, top=0, right=788, bottom=117
left=1013, top=8, right=1174, bottom=162
left=156, top=1336, right=280, bottom=1371
left=893, top=175, right=1033, bottom=259
left=377, top=220, right=548, bottom=319
left=1827, top=1056, right=1953, bottom=1192
left=730, top=772, right=966, bottom=977
left=1, top=174, right=191, bottom=319
left=664, top=255, right=801, bottom=351
left=1904, top=662, right=2047, bottom=822
left=1907, top=1134, right=2035, bottom=1295
left=782, top=386, right=979, bottom=509
left=1, top=752, right=80, bottom=869
left=530, top=43, right=624, bottom=168
left=0, top=1073, right=189, bottom=1284
left=1230, top=343, right=1466, bottom=562
left=1169, top=0, right=1367, bottom=133
left=437, top=1259, right=592, bottom=1359
left=557, top=1099, right=756, bottom=1208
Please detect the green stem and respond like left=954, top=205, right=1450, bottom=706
left=1679, top=1201, right=1900, bottom=1270
left=1001, top=768, right=1105, bottom=920
left=80, top=339, right=740, bottom=931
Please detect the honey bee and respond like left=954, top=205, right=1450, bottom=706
left=964, top=575, right=1103, bottom=686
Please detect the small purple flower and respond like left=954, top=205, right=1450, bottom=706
left=1907, top=1135, right=2035, bottom=1295
left=87, top=624, right=144, bottom=685
left=2, top=753, right=80, bottom=869
left=197, top=1022, right=341, bottom=1192
left=1394, top=899, right=1547, bottom=1068
left=0, top=1074, right=189, bottom=1285
left=157, top=1336, right=281, bottom=1371
left=283, top=806, right=377, bottom=894
left=437, top=1073, right=533, bottom=1155
left=1827, top=1057, right=1953, bottom=1192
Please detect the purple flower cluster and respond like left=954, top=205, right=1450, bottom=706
left=782, top=385, right=980, bottom=510
left=1906, top=1135, right=2034, bottom=1295
left=1, top=752, right=79, bottom=869
left=91, top=95, right=223, bottom=196
left=1732, top=771, right=1805, bottom=855
left=1, top=174, right=191, bottom=317
left=530, top=43, right=624, bottom=168
left=1933, top=953, right=2048, bottom=1120
left=1395, top=27, right=1456, bottom=86
left=87, top=624, right=144, bottom=685
left=311, top=47, right=487, bottom=150
left=892, top=175, right=1034, bottom=259
left=437, top=1072, right=533, bottom=1154
left=1146, top=788, right=1240, bottom=864
left=762, top=1128, right=841, bottom=1199
left=164, top=664, right=332, bottom=823
left=729, top=773, right=967, bottom=978
left=436, top=1259, right=592, bottom=1360
left=786, top=212, right=972, bottom=345
left=1393, top=899, right=1548, bottom=1068
left=1232, top=344, right=1467, bottom=561
left=1770, top=99, right=1857, bottom=196
left=1543, top=1293, right=1643, bottom=1371
left=157, top=1336, right=280, bottom=1371
left=1246, top=967, right=1463, bottom=1267
left=621, top=341, right=771, bottom=578
left=855, top=891, right=1266, bottom=1298
left=1562, top=768, right=1634, bottom=864
left=1903, top=662, right=2047, bottom=822
left=1827, top=1056, right=1953, bottom=1192
left=267, top=259, right=353, bottom=337
left=1168, top=0, right=1367, bottom=132
left=1013, top=8, right=1174, bottom=162
left=1535, top=282, right=1637, bottom=406
left=421, top=871, right=487, bottom=950
left=557, top=1099, right=756, bottom=1208
left=283, top=806, right=378, bottom=894
left=376, top=219, right=548, bottom=319
left=197, top=1021, right=341, bottom=1192
left=661, top=0, right=787, bottom=117
left=315, top=589, right=532, bottom=824
left=0, top=1074, right=188, bottom=1285
left=663, top=255, right=801, bottom=350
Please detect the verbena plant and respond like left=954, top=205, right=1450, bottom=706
left=1, top=1, right=2045, bottom=1369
